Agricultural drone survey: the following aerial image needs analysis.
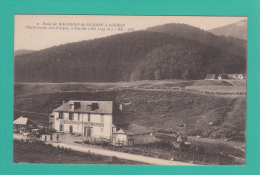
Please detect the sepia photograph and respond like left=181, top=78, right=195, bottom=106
left=13, top=15, right=247, bottom=165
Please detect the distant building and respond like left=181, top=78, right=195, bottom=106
left=205, top=74, right=217, bottom=80
left=218, top=74, right=229, bottom=80
left=238, top=74, right=244, bottom=79
left=205, top=74, right=230, bottom=80
left=228, top=73, right=246, bottom=80
left=49, top=100, right=154, bottom=146
left=13, top=116, right=38, bottom=133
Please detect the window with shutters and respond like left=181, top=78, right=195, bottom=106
left=59, top=112, right=63, bottom=119
left=60, top=124, right=64, bottom=131
left=69, top=113, right=74, bottom=120
left=88, top=114, right=90, bottom=122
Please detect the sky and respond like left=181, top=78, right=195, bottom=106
left=14, top=15, right=247, bottom=51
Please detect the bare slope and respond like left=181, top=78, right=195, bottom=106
left=14, top=89, right=246, bottom=141
left=209, top=19, right=247, bottom=40
left=14, top=79, right=246, bottom=95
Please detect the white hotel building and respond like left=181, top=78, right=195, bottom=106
left=49, top=100, right=155, bottom=145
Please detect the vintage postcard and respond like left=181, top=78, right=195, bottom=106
left=13, top=15, right=247, bottom=165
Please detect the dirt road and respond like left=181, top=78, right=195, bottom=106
left=49, top=142, right=193, bottom=165
left=13, top=133, right=194, bottom=165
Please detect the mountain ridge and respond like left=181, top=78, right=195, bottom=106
left=209, top=19, right=247, bottom=40
left=14, top=23, right=247, bottom=83
left=14, top=49, right=36, bottom=56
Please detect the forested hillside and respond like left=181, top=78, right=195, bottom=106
left=14, top=23, right=247, bottom=82
left=14, top=49, right=35, bottom=56
left=146, top=23, right=247, bottom=58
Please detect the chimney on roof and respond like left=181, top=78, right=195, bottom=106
left=62, top=101, right=65, bottom=105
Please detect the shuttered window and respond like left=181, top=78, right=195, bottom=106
left=60, top=124, right=63, bottom=131
left=69, top=113, right=74, bottom=120
left=88, top=114, right=90, bottom=122
left=59, top=112, right=63, bottom=119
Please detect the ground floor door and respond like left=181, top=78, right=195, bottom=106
left=69, top=125, right=73, bottom=134
left=128, top=139, right=134, bottom=146
left=87, top=127, right=92, bottom=137
left=112, top=133, right=116, bottom=145
left=84, top=126, right=87, bottom=137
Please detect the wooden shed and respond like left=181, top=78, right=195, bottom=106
left=112, top=123, right=156, bottom=146
left=13, top=116, right=38, bottom=133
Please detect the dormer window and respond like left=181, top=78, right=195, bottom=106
left=87, top=103, right=99, bottom=111
left=87, top=105, right=93, bottom=111
left=92, top=103, right=99, bottom=110
left=74, top=102, right=81, bottom=110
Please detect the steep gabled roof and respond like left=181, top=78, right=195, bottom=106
left=13, top=116, right=37, bottom=125
left=49, top=112, right=55, bottom=116
left=13, top=116, right=28, bottom=125
left=53, top=100, right=113, bottom=114
left=114, top=123, right=152, bottom=135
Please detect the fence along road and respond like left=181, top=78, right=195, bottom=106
left=50, top=142, right=195, bottom=165
left=13, top=131, right=195, bottom=165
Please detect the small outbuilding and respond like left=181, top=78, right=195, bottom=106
left=236, top=74, right=246, bottom=80
left=206, top=74, right=230, bottom=80
left=228, top=74, right=247, bottom=80
left=218, top=74, right=229, bottom=80
left=112, top=123, right=156, bottom=146
left=237, top=74, right=244, bottom=79
left=13, top=116, right=38, bottom=133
